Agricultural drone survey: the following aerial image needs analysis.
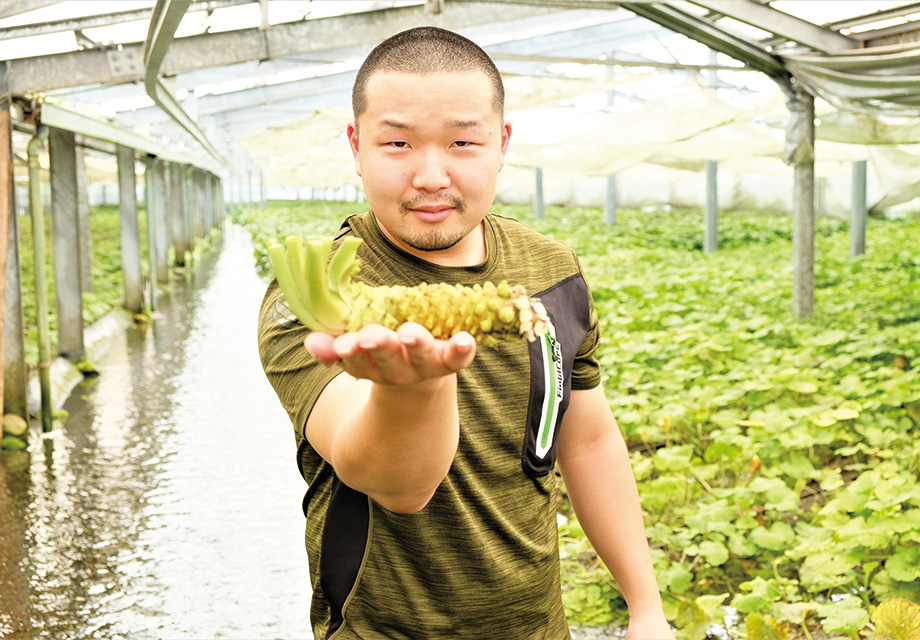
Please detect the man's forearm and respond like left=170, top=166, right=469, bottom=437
left=559, top=431, right=665, bottom=616
left=322, top=373, right=461, bottom=513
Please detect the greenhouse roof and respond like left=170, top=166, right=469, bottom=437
left=3, top=0, right=920, bottom=204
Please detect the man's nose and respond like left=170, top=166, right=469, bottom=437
left=411, top=149, right=451, bottom=192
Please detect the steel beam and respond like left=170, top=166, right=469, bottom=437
left=0, top=1, right=250, bottom=41
left=5, top=3, right=563, bottom=94
left=39, top=102, right=223, bottom=175
left=688, top=1, right=857, bottom=52
left=617, top=2, right=788, bottom=80
left=0, top=0, right=58, bottom=21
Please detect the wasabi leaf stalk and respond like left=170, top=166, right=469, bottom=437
left=265, top=235, right=549, bottom=345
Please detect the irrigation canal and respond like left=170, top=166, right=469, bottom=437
left=0, top=223, right=312, bottom=639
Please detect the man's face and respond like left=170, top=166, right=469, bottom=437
left=348, top=70, right=511, bottom=265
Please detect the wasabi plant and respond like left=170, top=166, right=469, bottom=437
left=265, top=235, right=549, bottom=346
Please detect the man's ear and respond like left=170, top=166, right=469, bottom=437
left=347, top=122, right=362, bottom=176
left=498, top=120, right=512, bottom=171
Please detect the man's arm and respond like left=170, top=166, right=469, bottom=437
left=556, top=385, right=675, bottom=640
left=304, top=322, right=476, bottom=514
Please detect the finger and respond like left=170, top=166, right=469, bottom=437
left=331, top=332, right=382, bottom=380
left=304, top=332, right=340, bottom=366
left=356, top=325, right=416, bottom=384
left=397, top=322, right=439, bottom=375
left=442, top=332, right=476, bottom=373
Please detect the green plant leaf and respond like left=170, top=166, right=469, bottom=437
left=817, top=597, right=869, bottom=635
left=750, top=521, right=795, bottom=550
left=699, top=540, right=729, bottom=566
left=885, top=545, right=920, bottom=582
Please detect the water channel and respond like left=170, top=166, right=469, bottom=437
left=0, top=223, right=312, bottom=639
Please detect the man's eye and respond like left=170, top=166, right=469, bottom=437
left=388, top=141, right=408, bottom=148
left=454, top=141, right=471, bottom=147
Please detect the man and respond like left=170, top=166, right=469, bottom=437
left=258, top=26, right=674, bottom=640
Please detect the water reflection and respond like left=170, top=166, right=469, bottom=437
left=0, top=223, right=311, bottom=639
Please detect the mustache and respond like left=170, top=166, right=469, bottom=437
left=400, top=194, right=466, bottom=212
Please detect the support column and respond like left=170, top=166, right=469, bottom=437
left=152, top=159, right=169, bottom=284
left=704, top=160, right=719, bottom=253
left=169, top=162, right=189, bottom=265
left=203, top=172, right=213, bottom=232
left=75, top=145, right=92, bottom=293
left=49, top=127, right=85, bottom=360
left=117, top=145, right=143, bottom=314
left=534, top=167, right=544, bottom=220
left=211, top=174, right=222, bottom=227
left=259, top=169, right=265, bottom=211
left=184, top=166, right=198, bottom=244
left=196, top=170, right=207, bottom=236
left=850, top=160, right=867, bottom=258
left=605, top=175, right=617, bottom=226
left=1, top=89, right=28, bottom=426
left=784, top=83, right=816, bottom=318
left=217, top=176, right=226, bottom=222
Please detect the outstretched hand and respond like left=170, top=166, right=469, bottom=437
left=304, top=322, right=477, bottom=386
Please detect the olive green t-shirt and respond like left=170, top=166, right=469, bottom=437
left=258, top=211, right=601, bottom=639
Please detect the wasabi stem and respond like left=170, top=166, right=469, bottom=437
left=266, top=235, right=549, bottom=345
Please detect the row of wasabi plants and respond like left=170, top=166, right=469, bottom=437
left=240, top=201, right=920, bottom=639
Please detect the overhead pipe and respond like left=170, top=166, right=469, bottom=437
left=143, top=0, right=228, bottom=166
left=27, top=124, right=54, bottom=433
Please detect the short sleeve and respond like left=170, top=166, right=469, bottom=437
left=257, top=279, right=342, bottom=448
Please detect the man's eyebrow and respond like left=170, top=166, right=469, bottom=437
left=380, top=119, right=411, bottom=129
left=448, top=119, right=484, bottom=129
left=377, top=118, right=484, bottom=129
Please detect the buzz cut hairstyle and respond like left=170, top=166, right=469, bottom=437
left=352, top=26, right=505, bottom=124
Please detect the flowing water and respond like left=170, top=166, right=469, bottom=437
left=0, top=223, right=312, bottom=639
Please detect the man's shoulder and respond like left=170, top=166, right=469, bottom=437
left=488, top=212, right=577, bottom=261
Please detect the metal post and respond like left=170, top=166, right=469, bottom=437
left=217, top=176, right=226, bottom=222
left=117, top=145, right=143, bottom=314
left=203, top=173, right=213, bottom=232
left=75, top=145, right=92, bottom=293
left=785, top=83, right=816, bottom=318
left=143, top=157, right=158, bottom=311
left=850, top=160, right=867, bottom=258
left=149, top=159, right=169, bottom=284
left=259, top=168, right=265, bottom=211
left=704, top=160, right=719, bottom=253
left=184, top=166, right=197, bottom=247
left=27, top=126, right=53, bottom=432
left=1, top=88, right=29, bottom=431
left=534, top=167, right=545, bottom=220
left=49, top=127, right=85, bottom=361
left=605, top=175, right=617, bottom=226
left=170, top=162, right=189, bottom=265
left=196, top=170, right=207, bottom=236
left=211, top=174, right=222, bottom=227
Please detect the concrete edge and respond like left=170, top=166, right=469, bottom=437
left=27, top=308, right=136, bottom=417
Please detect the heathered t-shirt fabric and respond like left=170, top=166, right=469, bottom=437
left=258, top=211, right=602, bottom=639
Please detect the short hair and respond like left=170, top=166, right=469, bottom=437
left=352, top=26, right=505, bottom=122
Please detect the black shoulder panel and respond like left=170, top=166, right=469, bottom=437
left=521, top=273, right=592, bottom=477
